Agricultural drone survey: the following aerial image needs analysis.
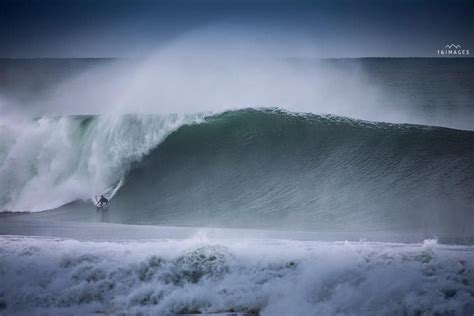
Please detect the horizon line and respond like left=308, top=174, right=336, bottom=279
left=0, top=56, right=472, bottom=60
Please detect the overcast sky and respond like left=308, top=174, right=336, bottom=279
left=1, top=0, right=473, bottom=58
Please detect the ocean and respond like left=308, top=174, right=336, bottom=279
left=0, top=58, right=473, bottom=315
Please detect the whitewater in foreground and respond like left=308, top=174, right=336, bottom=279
left=0, top=229, right=473, bottom=315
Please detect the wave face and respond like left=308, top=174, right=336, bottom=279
left=106, top=109, right=472, bottom=235
left=2, top=109, right=473, bottom=237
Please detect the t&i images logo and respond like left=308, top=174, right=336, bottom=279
left=437, top=44, right=470, bottom=56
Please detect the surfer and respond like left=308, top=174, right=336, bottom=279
left=97, top=195, right=109, bottom=207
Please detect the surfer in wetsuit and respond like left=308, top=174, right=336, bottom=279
left=98, top=195, right=108, bottom=207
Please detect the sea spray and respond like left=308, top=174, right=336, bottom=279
left=0, top=113, right=204, bottom=212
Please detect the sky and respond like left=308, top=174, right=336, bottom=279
left=0, top=0, right=473, bottom=58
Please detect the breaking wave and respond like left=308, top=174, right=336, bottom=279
left=1, top=109, right=473, bottom=237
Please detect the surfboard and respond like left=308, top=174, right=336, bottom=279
left=96, top=202, right=108, bottom=208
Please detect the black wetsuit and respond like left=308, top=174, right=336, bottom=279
left=98, top=196, right=108, bottom=206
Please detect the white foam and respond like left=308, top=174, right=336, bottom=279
left=0, top=113, right=204, bottom=212
left=0, top=236, right=472, bottom=315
